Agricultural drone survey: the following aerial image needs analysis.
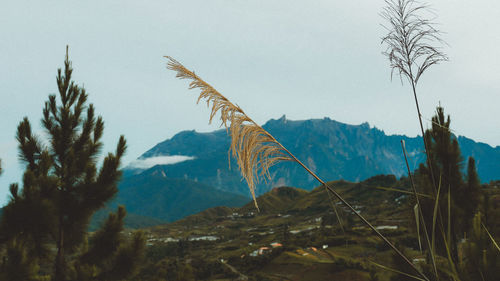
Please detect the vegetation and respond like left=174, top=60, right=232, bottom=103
left=380, top=0, right=500, bottom=280
left=161, top=1, right=500, bottom=280
left=0, top=48, right=145, bottom=281
left=131, top=177, right=413, bottom=280
left=125, top=177, right=500, bottom=280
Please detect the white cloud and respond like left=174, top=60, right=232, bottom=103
left=128, top=155, right=195, bottom=169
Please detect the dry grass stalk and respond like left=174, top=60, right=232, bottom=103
left=165, top=56, right=291, bottom=210
left=165, top=56, right=429, bottom=281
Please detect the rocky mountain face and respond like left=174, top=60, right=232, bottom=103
left=124, top=116, right=500, bottom=198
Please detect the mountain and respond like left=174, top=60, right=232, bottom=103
left=113, top=168, right=250, bottom=222
left=124, top=116, right=500, bottom=198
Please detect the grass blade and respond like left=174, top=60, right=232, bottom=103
left=402, top=140, right=438, bottom=278
left=439, top=226, right=461, bottom=281
left=482, top=223, right=500, bottom=252
left=325, top=187, right=345, bottom=234
left=373, top=186, right=431, bottom=198
left=431, top=175, right=442, bottom=256
left=414, top=204, right=422, bottom=252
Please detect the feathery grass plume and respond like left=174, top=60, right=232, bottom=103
left=381, top=0, right=448, bottom=85
left=381, top=0, right=447, bottom=196
left=165, top=56, right=430, bottom=281
left=165, top=56, right=291, bottom=210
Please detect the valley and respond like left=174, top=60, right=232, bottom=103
left=130, top=176, right=447, bottom=280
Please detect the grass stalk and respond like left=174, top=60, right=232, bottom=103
left=402, top=140, right=438, bottom=278
left=382, top=2, right=451, bottom=277
left=373, top=185, right=431, bottom=198
left=482, top=223, right=500, bottom=252
left=166, top=56, right=430, bottom=281
left=431, top=176, right=442, bottom=259
left=325, top=187, right=345, bottom=234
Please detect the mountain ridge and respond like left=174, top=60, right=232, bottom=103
left=124, top=116, right=500, bottom=198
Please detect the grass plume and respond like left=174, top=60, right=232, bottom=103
left=381, top=0, right=448, bottom=84
left=381, top=0, right=448, bottom=196
left=165, top=56, right=291, bottom=210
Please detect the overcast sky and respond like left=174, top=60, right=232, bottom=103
left=1, top=0, right=499, bottom=206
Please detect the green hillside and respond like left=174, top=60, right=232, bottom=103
left=132, top=175, right=421, bottom=281
left=113, top=169, right=250, bottom=222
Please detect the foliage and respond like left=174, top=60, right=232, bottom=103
left=0, top=239, right=44, bottom=281
left=460, top=213, right=500, bottom=281
left=0, top=49, right=144, bottom=281
left=416, top=106, right=463, bottom=259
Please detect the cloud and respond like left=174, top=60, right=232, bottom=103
left=128, top=155, right=195, bottom=169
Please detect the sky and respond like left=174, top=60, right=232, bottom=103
left=1, top=0, right=499, bottom=206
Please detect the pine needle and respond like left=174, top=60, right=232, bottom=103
left=165, top=56, right=291, bottom=210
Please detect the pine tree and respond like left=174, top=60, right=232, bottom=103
left=0, top=48, right=144, bottom=281
left=417, top=105, right=464, bottom=262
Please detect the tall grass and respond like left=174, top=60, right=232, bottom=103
left=382, top=1, right=500, bottom=280
left=381, top=0, right=449, bottom=279
left=381, top=0, right=447, bottom=194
